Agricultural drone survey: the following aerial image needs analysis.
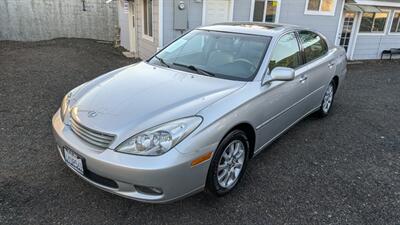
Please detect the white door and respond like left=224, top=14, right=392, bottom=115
left=338, top=12, right=357, bottom=59
left=203, top=0, right=233, bottom=25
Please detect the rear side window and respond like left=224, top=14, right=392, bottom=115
left=298, top=31, right=328, bottom=63
left=268, top=33, right=301, bottom=71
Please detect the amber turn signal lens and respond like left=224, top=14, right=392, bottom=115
left=191, top=151, right=213, bottom=167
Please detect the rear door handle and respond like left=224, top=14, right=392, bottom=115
left=328, top=62, right=335, bottom=69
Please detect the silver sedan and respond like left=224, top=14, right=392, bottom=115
left=52, top=22, right=347, bottom=203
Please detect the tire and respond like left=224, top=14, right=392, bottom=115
left=317, top=80, right=336, bottom=117
left=206, top=130, right=250, bottom=196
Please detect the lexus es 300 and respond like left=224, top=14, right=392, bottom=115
left=52, top=22, right=347, bottom=203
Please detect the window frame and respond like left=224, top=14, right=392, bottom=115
left=250, top=0, right=281, bottom=23
left=304, top=0, right=338, bottom=17
left=142, top=0, right=154, bottom=41
left=297, top=30, right=329, bottom=65
left=358, top=10, right=390, bottom=36
left=389, top=10, right=400, bottom=35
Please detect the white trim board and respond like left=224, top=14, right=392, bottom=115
left=128, top=1, right=137, bottom=52
left=159, top=0, right=163, bottom=48
left=141, top=0, right=154, bottom=42
left=352, top=0, right=400, bottom=8
left=249, top=0, right=255, bottom=21
left=304, top=0, right=338, bottom=16
left=335, top=0, right=346, bottom=46
left=389, top=10, right=400, bottom=35
left=350, top=12, right=361, bottom=60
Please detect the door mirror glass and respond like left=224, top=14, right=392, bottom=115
left=263, top=67, right=295, bottom=84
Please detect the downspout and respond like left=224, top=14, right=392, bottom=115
left=350, top=12, right=361, bottom=60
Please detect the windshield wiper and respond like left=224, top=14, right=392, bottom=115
left=154, top=56, right=170, bottom=68
left=172, top=62, right=216, bottom=77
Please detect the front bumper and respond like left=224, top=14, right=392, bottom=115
left=52, top=110, right=211, bottom=203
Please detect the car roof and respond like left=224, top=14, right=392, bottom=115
left=197, top=22, right=301, bottom=37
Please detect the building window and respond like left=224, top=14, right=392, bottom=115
left=143, top=0, right=153, bottom=38
left=359, top=12, right=389, bottom=33
left=305, top=0, right=337, bottom=16
left=253, top=0, right=280, bottom=23
left=390, top=12, right=400, bottom=33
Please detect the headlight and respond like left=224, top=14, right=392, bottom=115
left=116, top=117, right=203, bottom=156
left=60, top=93, right=72, bottom=122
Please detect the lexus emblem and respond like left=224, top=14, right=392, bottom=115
left=88, top=111, right=97, bottom=118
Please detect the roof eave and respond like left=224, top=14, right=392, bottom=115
left=350, top=0, right=400, bottom=8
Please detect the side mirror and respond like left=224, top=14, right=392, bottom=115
left=263, top=67, right=295, bottom=85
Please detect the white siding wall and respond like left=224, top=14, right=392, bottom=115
left=130, top=0, right=400, bottom=60
left=278, top=0, right=344, bottom=43
left=352, top=9, right=400, bottom=60
left=163, top=0, right=203, bottom=46
left=353, top=35, right=400, bottom=59
left=232, top=0, right=252, bottom=21
left=231, top=0, right=344, bottom=43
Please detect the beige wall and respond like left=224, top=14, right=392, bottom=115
left=134, top=0, right=159, bottom=59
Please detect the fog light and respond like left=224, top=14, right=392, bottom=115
left=135, top=185, right=163, bottom=195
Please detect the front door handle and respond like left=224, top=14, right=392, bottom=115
left=299, top=76, right=308, bottom=83
left=328, top=62, right=335, bottom=69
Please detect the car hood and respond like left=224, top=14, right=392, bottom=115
left=69, top=62, right=245, bottom=141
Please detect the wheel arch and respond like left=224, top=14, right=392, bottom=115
left=221, top=123, right=256, bottom=159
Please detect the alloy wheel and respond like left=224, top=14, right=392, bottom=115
left=322, top=83, right=334, bottom=113
left=217, top=140, right=245, bottom=189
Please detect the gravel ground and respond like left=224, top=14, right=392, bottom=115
left=0, top=39, right=399, bottom=225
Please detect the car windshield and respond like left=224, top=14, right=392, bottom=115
left=148, top=30, right=272, bottom=81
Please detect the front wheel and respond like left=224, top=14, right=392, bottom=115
left=206, top=130, right=249, bottom=196
left=317, top=81, right=336, bottom=117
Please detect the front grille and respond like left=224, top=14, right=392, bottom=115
left=70, top=117, right=115, bottom=149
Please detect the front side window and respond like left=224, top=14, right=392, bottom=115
left=268, top=33, right=301, bottom=71
left=359, top=12, right=388, bottom=33
left=253, top=0, right=280, bottom=23
left=305, top=0, right=337, bottom=16
left=149, top=30, right=271, bottom=81
left=298, top=31, right=328, bottom=63
left=143, top=0, right=153, bottom=37
left=390, top=12, right=400, bottom=33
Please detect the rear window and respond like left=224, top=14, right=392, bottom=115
left=298, top=31, right=328, bottom=63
